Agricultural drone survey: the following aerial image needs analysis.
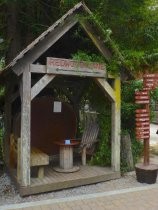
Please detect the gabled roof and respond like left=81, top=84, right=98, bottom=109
left=0, top=1, right=112, bottom=78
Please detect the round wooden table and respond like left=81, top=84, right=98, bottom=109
left=53, top=140, right=80, bottom=172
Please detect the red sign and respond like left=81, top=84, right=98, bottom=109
left=135, top=95, right=149, bottom=99
left=143, top=82, right=155, bottom=88
left=143, top=87, right=152, bottom=91
left=136, top=113, right=149, bottom=118
left=135, top=91, right=150, bottom=104
left=136, top=130, right=150, bottom=135
left=136, top=118, right=149, bottom=122
left=135, top=100, right=150, bottom=104
left=136, top=126, right=150, bottom=131
left=136, top=122, right=150, bottom=129
left=143, top=74, right=158, bottom=91
left=135, top=109, right=148, bottom=114
left=136, top=135, right=150, bottom=140
left=144, top=78, right=155, bottom=82
left=135, top=96, right=149, bottom=100
left=143, top=74, right=158, bottom=78
left=135, top=91, right=148, bottom=95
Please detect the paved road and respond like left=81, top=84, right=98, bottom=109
left=150, top=123, right=158, bottom=146
left=1, top=184, right=158, bottom=210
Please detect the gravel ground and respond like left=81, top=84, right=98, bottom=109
left=0, top=168, right=153, bottom=206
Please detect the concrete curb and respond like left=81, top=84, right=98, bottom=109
left=1, top=183, right=158, bottom=210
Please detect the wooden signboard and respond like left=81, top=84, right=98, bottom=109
left=136, top=135, right=150, bottom=140
left=136, top=123, right=150, bottom=128
left=143, top=87, right=153, bottom=91
left=135, top=109, right=148, bottom=114
left=136, top=118, right=149, bottom=122
left=136, top=131, right=150, bottom=135
left=143, top=73, right=158, bottom=78
left=135, top=100, right=150, bottom=104
left=135, top=107, right=150, bottom=141
left=135, top=91, right=150, bottom=104
left=135, top=96, right=149, bottom=100
left=135, top=91, right=148, bottom=95
left=143, top=74, right=158, bottom=90
left=47, top=57, right=106, bottom=78
left=135, top=113, right=149, bottom=118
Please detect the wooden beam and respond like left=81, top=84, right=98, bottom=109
left=80, top=21, right=112, bottom=61
left=31, top=74, right=55, bottom=100
left=12, top=15, right=78, bottom=76
left=30, top=64, right=46, bottom=73
left=111, top=77, right=121, bottom=172
left=20, top=69, right=31, bottom=186
left=47, top=68, right=105, bottom=78
left=95, top=78, right=115, bottom=102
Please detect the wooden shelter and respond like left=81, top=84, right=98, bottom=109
left=0, top=2, right=121, bottom=196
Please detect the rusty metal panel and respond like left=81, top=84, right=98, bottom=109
left=13, top=96, right=77, bottom=155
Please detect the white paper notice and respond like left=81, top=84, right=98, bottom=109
left=53, top=101, right=62, bottom=113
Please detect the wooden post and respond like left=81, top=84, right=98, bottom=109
left=144, top=103, right=150, bottom=165
left=82, top=146, right=86, bottom=166
left=95, top=77, right=121, bottom=172
left=111, top=77, right=121, bottom=172
left=20, top=69, right=31, bottom=186
left=17, top=138, right=21, bottom=182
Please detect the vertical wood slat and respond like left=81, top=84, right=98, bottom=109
left=20, top=69, right=31, bottom=186
left=111, top=77, right=121, bottom=172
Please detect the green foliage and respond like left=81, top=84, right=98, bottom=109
left=121, top=80, right=144, bottom=172
left=86, top=83, right=111, bottom=166
left=121, top=80, right=143, bottom=130
left=0, top=58, right=5, bottom=70
left=72, top=50, right=105, bottom=63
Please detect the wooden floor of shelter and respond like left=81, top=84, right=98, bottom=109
left=18, top=164, right=120, bottom=196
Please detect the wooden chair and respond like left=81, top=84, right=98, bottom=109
left=80, top=120, right=99, bottom=165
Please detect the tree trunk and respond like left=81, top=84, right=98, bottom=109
left=6, top=2, right=21, bottom=64
left=121, top=133, right=134, bottom=171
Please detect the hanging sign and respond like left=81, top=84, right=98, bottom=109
left=143, top=74, right=158, bottom=90
left=135, top=107, right=150, bottom=140
left=46, top=57, right=106, bottom=78
left=135, top=113, right=149, bottom=118
left=135, top=109, right=148, bottom=114
left=143, top=74, right=158, bottom=78
left=136, top=135, right=150, bottom=140
left=135, top=100, right=150, bottom=104
left=135, top=91, right=150, bottom=104
left=136, top=118, right=150, bottom=122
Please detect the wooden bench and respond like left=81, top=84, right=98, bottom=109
left=30, top=147, right=49, bottom=178
left=10, top=134, right=49, bottom=179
